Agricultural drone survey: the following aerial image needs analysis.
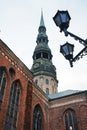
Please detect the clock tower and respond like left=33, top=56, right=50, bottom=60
left=31, top=11, right=58, bottom=94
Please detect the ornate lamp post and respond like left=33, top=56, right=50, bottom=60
left=53, top=10, right=87, bottom=67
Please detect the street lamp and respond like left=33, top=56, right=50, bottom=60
left=60, top=42, right=74, bottom=67
left=69, top=126, right=72, bottom=130
left=53, top=10, right=71, bottom=32
left=53, top=10, right=87, bottom=67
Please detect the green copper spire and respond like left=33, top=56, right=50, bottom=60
left=40, top=10, right=45, bottom=27
left=31, top=11, right=58, bottom=94
left=31, top=11, right=57, bottom=79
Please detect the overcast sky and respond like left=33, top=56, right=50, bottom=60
left=0, top=0, right=87, bottom=92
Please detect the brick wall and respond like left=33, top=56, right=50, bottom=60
left=0, top=40, right=33, bottom=130
left=48, top=93, right=87, bottom=130
left=0, top=40, right=87, bottom=130
left=31, top=84, right=49, bottom=130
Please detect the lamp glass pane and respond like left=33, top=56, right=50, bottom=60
left=60, top=13, right=67, bottom=23
left=53, top=14, right=61, bottom=26
left=62, top=45, right=69, bottom=56
left=68, top=45, right=73, bottom=54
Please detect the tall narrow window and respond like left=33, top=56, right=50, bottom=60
left=33, top=105, right=43, bottom=130
left=0, top=67, right=6, bottom=109
left=46, top=88, right=49, bottom=95
left=35, top=79, right=38, bottom=85
left=46, top=79, right=49, bottom=85
left=64, top=110, right=78, bottom=130
left=4, top=80, right=21, bottom=130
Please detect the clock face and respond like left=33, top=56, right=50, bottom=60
left=34, top=63, right=39, bottom=68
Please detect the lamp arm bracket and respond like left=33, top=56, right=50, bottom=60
left=69, top=46, right=87, bottom=67
left=72, top=46, right=87, bottom=62
left=64, top=30, right=87, bottom=46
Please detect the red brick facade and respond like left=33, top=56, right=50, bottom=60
left=0, top=39, right=87, bottom=130
left=48, top=93, right=87, bottom=130
left=0, top=39, right=33, bottom=130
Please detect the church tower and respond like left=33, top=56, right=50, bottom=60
left=31, top=11, right=58, bottom=95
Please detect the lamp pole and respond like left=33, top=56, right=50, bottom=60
left=53, top=10, right=87, bottom=67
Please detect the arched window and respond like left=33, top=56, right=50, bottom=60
left=0, top=67, right=6, bottom=109
left=64, top=109, right=78, bottom=130
left=33, top=105, right=43, bottom=130
left=4, top=80, right=21, bottom=130
left=35, top=79, right=38, bottom=85
left=46, top=88, right=49, bottom=95
left=43, top=52, right=48, bottom=59
left=46, top=79, right=49, bottom=85
left=36, top=53, right=41, bottom=59
left=9, top=68, right=15, bottom=79
left=52, top=86, right=54, bottom=93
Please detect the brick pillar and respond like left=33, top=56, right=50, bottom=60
left=24, top=81, right=32, bottom=130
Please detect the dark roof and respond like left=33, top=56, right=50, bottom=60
left=48, top=89, right=87, bottom=101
